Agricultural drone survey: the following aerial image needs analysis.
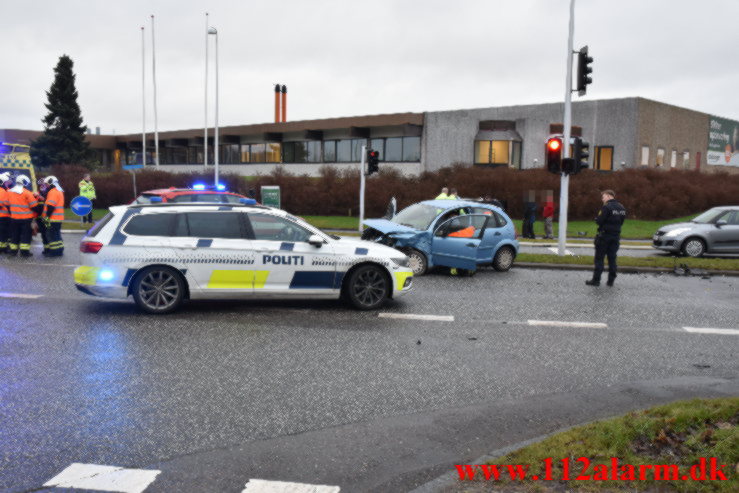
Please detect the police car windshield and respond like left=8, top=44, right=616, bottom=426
left=692, top=208, right=726, bottom=224
left=393, top=203, right=440, bottom=230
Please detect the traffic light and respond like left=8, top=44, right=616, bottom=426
left=572, top=137, right=590, bottom=174
left=545, top=137, right=563, bottom=174
left=577, top=46, right=593, bottom=96
left=367, top=149, right=379, bottom=175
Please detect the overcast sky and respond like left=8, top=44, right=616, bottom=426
left=4, top=0, right=738, bottom=135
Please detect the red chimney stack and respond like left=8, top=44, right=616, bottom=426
left=274, top=84, right=281, bottom=123
left=281, top=85, right=287, bottom=122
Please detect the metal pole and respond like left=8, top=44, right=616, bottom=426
left=214, top=29, right=219, bottom=187
left=151, top=14, right=159, bottom=167
left=132, top=170, right=137, bottom=198
left=204, top=12, right=209, bottom=168
left=141, top=26, right=146, bottom=167
left=558, top=0, right=575, bottom=256
left=359, top=145, right=366, bottom=233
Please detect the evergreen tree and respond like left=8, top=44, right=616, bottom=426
left=30, top=55, right=91, bottom=168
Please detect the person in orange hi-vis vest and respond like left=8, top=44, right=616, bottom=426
left=0, top=172, right=12, bottom=253
left=7, top=175, right=38, bottom=257
left=40, top=176, right=65, bottom=256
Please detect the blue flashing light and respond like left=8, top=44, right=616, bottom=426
left=215, top=183, right=226, bottom=191
left=192, top=183, right=207, bottom=190
left=149, top=196, right=163, bottom=203
left=239, top=198, right=257, bottom=205
left=99, top=269, right=115, bottom=282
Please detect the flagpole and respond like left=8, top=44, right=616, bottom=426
left=151, top=15, right=159, bottom=167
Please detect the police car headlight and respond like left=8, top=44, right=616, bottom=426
left=664, top=228, right=690, bottom=238
left=391, top=257, right=410, bottom=268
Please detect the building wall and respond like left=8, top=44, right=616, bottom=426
left=422, top=98, right=639, bottom=172
left=150, top=161, right=422, bottom=177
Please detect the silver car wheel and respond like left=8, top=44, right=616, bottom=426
left=683, top=238, right=705, bottom=258
left=493, top=246, right=515, bottom=272
left=138, top=270, right=181, bottom=311
left=406, top=249, right=427, bottom=275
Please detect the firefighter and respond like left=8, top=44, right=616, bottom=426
left=0, top=172, right=11, bottom=253
left=41, top=176, right=65, bottom=256
left=35, top=179, right=51, bottom=254
left=8, top=175, right=38, bottom=257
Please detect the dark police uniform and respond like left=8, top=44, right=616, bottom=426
left=591, top=198, right=626, bottom=285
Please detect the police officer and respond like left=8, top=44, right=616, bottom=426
left=586, top=189, right=626, bottom=287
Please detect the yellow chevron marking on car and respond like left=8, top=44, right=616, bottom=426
left=74, top=266, right=100, bottom=285
left=393, top=271, right=413, bottom=291
left=207, top=270, right=270, bottom=289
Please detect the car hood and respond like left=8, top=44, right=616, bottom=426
left=362, top=219, right=419, bottom=235
left=332, top=235, right=406, bottom=257
left=658, top=222, right=698, bottom=233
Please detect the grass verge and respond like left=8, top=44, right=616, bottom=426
left=516, top=253, right=739, bottom=271
left=452, top=398, right=738, bottom=492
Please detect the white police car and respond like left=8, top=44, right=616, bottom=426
left=74, top=203, right=413, bottom=313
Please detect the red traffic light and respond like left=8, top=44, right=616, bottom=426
left=547, top=139, right=561, bottom=151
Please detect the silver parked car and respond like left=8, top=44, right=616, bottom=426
left=652, top=206, right=739, bottom=257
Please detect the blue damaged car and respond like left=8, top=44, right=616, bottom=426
left=362, top=199, right=519, bottom=275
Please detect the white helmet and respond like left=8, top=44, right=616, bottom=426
left=0, top=172, right=10, bottom=183
left=44, top=175, right=59, bottom=185
left=16, top=175, right=31, bottom=187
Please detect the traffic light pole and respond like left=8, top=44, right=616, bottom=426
left=358, top=144, right=366, bottom=233
left=558, top=0, right=576, bottom=256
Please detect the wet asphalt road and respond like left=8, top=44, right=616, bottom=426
left=0, top=232, right=737, bottom=492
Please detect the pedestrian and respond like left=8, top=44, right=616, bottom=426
left=7, top=175, right=38, bottom=257
left=0, top=173, right=12, bottom=253
left=522, top=191, right=537, bottom=239
left=449, top=188, right=460, bottom=200
left=435, top=187, right=450, bottom=200
left=542, top=193, right=555, bottom=240
left=78, top=173, right=96, bottom=224
left=41, top=176, right=65, bottom=256
left=586, top=189, right=627, bottom=287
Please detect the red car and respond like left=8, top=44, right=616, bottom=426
left=132, top=186, right=254, bottom=205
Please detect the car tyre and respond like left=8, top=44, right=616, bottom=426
left=404, top=249, right=428, bottom=276
left=681, top=237, right=706, bottom=258
left=132, top=266, right=185, bottom=314
left=345, top=265, right=390, bottom=311
left=492, top=246, right=515, bottom=272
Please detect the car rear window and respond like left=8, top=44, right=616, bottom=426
left=170, top=193, right=225, bottom=203
left=178, top=212, right=244, bottom=239
left=134, top=194, right=158, bottom=204
left=124, top=214, right=174, bottom=236
left=87, top=212, right=114, bottom=238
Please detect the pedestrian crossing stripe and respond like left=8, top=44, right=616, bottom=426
left=243, top=479, right=340, bottom=492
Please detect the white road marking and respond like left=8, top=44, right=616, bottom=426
left=43, top=463, right=160, bottom=493
left=0, top=292, right=43, bottom=299
left=243, top=479, right=340, bottom=493
left=547, top=247, right=574, bottom=255
left=378, top=312, right=455, bottom=322
left=527, top=319, right=608, bottom=329
left=683, top=327, right=739, bottom=336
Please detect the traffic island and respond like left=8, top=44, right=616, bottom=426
left=442, top=397, right=738, bottom=492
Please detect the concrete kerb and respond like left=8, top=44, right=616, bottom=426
left=514, top=262, right=739, bottom=277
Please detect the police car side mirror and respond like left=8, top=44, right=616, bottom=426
left=715, top=219, right=727, bottom=228
left=308, top=235, right=324, bottom=247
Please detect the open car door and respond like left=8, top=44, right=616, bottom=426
left=430, top=214, right=490, bottom=270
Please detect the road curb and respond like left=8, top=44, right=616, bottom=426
left=514, top=262, right=739, bottom=277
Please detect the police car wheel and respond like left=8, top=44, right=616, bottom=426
left=405, top=249, right=428, bottom=276
left=493, top=246, right=515, bottom=272
left=346, top=265, right=390, bottom=310
left=132, top=266, right=185, bottom=314
left=682, top=237, right=705, bottom=258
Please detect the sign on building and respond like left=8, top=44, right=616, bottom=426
left=707, top=116, right=739, bottom=166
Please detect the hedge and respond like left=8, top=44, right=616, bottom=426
left=48, top=164, right=739, bottom=221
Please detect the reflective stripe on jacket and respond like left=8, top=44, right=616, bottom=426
left=9, top=189, right=38, bottom=220
left=0, top=188, right=9, bottom=218
left=79, top=180, right=96, bottom=199
left=45, top=187, right=65, bottom=222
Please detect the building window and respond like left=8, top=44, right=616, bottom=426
left=305, top=141, right=321, bottom=163
left=474, top=141, right=491, bottom=164
left=385, top=137, right=402, bottom=161
left=266, top=143, right=281, bottom=163
left=594, top=146, right=613, bottom=171
left=370, top=138, right=385, bottom=160
left=402, top=136, right=421, bottom=162
left=511, top=141, right=521, bottom=169
left=323, top=141, right=336, bottom=162
left=336, top=139, right=351, bottom=162
left=682, top=150, right=690, bottom=168
left=656, top=147, right=665, bottom=167
left=670, top=149, right=677, bottom=168
left=351, top=139, right=367, bottom=162
left=221, top=144, right=240, bottom=164
left=640, top=145, right=649, bottom=166
left=474, top=139, right=515, bottom=165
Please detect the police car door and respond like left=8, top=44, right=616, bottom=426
left=430, top=214, right=489, bottom=271
left=171, top=209, right=255, bottom=297
left=246, top=212, right=336, bottom=294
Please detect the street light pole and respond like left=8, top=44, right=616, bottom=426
left=140, top=26, right=146, bottom=167
left=151, top=14, right=159, bottom=167
left=204, top=12, right=209, bottom=168
left=558, top=0, right=576, bottom=256
left=359, top=145, right=366, bottom=233
left=208, top=27, right=219, bottom=187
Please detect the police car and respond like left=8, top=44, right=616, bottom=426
left=74, top=202, right=413, bottom=313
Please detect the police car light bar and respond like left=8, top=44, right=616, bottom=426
left=192, top=183, right=207, bottom=190
left=215, top=183, right=226, bottom=191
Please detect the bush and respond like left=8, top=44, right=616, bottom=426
left=49, top=164, right=739, bottom=220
